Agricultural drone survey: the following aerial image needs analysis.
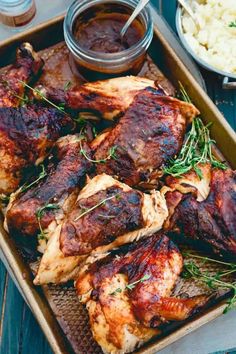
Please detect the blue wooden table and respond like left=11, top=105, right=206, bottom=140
left=0, top=1, right=235, bottom=354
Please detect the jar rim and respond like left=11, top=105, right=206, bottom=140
left=63, top=0, right=153, bottom=63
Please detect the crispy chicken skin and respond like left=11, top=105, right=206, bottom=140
left=34, top=174, right=168, bottom=285
left=76, top=235, right=209, bottom=354
left=0, top=106, right=75, bottom=195
left=5, top=135, right=92, bottom=241
left=164, top=165, right=236, bottom=259
left=60, top=174, right=168, bottom=257
left=0, top=43, right=44, bottom=107
left=35, top=76, right=158, bottom=120
left=92, top=87, right=199, bottom=188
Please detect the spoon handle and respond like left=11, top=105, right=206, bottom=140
left=120, top=0, right=150, bottom=38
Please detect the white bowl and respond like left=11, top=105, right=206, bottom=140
left=175, top=5, right=236, bottom=89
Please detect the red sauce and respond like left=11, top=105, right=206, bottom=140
left=74, top=13, right=144, bottom=54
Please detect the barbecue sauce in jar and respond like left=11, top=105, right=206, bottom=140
left=64, top=1, right=153, bottom=81
left=74, top=13, right=144, bottom=54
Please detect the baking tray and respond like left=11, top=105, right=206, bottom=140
left=0, top=7, right=236, bottom=354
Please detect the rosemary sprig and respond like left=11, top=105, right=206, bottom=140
left=110, top=274, right=151, bottom=296
left=164, top=84, right=226, bottom=178
left=18, top=80, right=65, bottom=113
left=36, top=203, right=59, bottom=240
left=20, top=164, right=47, bottom=193
left=80, top=140, right=118, bottom=164
left=229, top=20, right=236, bottom=28
left=182, top=253, right=236, bottom=313
left=74, top=194, right=119, bottom=222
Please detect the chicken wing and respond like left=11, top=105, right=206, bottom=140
left=5, top=134, right=92, bottom=247
left=34, top=174, right=168, bottom=284
left=164, top=165, right=236, bottom=259
left=0, top=43, right=44, bottom=107
left=35, top=76, right=158, bottom=120
left=0, top=105, right=75, bottom=195
left=92, top=87, right=199, bottom=188
left=76, top=234, right=209, bottom=354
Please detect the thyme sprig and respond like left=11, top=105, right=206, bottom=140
left=229, top=20, right=236, bottom=28
left=110, top=274, right=151, bottom=296
left=64, top=80, right=72, bottom=91
left=20, top=164, right=47, bottom=193
left=80, top=140, right=118, bottom=164
left=164, top=83, right=226, bottom=178
left=182, top=253, right=236, bottom=313
left=74, top=194, right=119, bottom=222
left=36, top=203, right=59, bottom=240
left=18, top=80, right=65, bottom=113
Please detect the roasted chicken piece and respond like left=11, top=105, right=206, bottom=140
left=92, top=87, right=199, bottom=188
left=163, top=164, right=236, bottom=259
left=5, top=134, right=92, bottom=247
left=34, top=174, right=168, bottom=284
left=0, top=105, right=75, bottom=195
left=0, top=43, right=44, bottom=107
left=35, top=76, right=158, bottom=120
left=76, top=234, right=209, bottom=354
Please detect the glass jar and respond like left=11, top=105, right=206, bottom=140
left=64, top=0, right=153, bottom=81
left=0, top=0, right=36, bottom=28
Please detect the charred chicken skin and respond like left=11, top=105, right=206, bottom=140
left=35, top=76, right=158, bottom=120
left=5, top=134, right=92, bottom=242
left=34, top=174, right=168, bottom=285
left=92, top=87, right=199, bottom=188
left=164, top=164, right=236, bottom=259
left=0, top=43, right=44, bottom=107
left=76, top=234, right=209, bottom=354
left=0, top=105, right=75, bottom=195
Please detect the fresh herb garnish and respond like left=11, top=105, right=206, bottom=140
left=64, top=80, right=72, bottom=91
left=18, top=80, right=65, bottom=113
left=74, top=194, right=119, bottom=222
left=229, top=20, right=236, bottom=28
left=20, top=164, right=47, bottom=193
left=36, top=203, right=59, bottom=240
left=0, top=194, right=10, bottom=204
left=110, top=274, right=151, bottom=296
left=80, top=141, right=118, bottom=164
left=182, top=253, right=236, bottom=313
left=164, top=83, right=226, bottom=178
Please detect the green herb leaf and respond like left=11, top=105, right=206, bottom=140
left=164, top=83, right=227, bottom=178
left=74, top=194, right=119, bottom=222
left=229, top=20, right=236, bottom=28
left=80, top=140, right=118, bottom=164
left=110, top=274, right=151, bottom=296
left=19, top=80, right=65, bottom=113
left=182, top=253, right=236, bottom=313
left=36, top=203, right=60, bottom=240
left=64, top=80, right=72, bottom=91
left=21, top=164, right=47, bottom=193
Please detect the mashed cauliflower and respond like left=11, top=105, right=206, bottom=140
left=181, top=0, right=236, bottom=74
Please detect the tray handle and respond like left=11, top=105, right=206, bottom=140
left=222, top=77, right=236, bottom=90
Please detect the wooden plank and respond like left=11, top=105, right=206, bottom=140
left=21, top=304, right=53, bottom=354
left=0, top=275, right=25, bottom=353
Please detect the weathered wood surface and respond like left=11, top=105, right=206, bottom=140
left=0, top=1, right=235, bottom=354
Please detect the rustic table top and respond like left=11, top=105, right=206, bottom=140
left=0, top=1, right=235, bottom=354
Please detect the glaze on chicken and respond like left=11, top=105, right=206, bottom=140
left=0, top=43, right=44, bottom=107
left=5, top=134, right=92, bottom=244
left=35, top=76, right=158, bottom=120
left=76, top=234, right=209, bottom=354
left=0, top=106, right=74, bottom=194
left=92, top=87, right=199, bottom=188
left=34, top=174, right=168, bottom=284
left=164, top=164, right=236, bottom=259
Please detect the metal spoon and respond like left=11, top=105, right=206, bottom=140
left=120, top=0, right=150, bottom=38
left=177, top=0, right=200, bottom=28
